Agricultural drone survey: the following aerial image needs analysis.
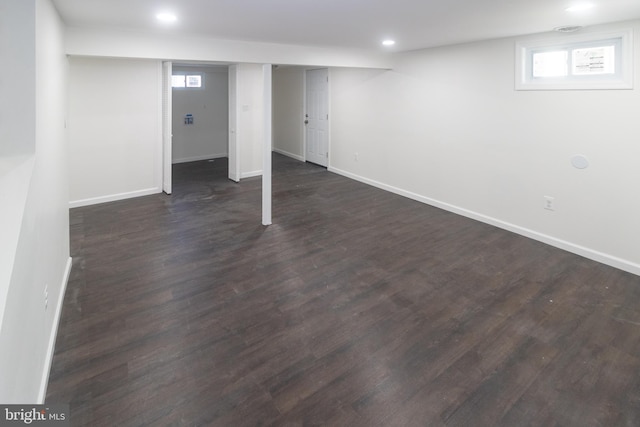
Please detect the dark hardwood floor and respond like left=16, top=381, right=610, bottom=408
left=47, top=153, right=640, bottom=426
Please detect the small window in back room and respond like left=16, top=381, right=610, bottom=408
left=186, top=75, right=202, bottom=88
left=172, top=74, right=203, bottom=88
left=171, top=75, right=185, bottom=88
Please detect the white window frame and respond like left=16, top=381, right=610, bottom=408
left=515, top=29, right=633, bottom=90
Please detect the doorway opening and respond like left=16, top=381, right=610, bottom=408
left=305, top=68, right=329, bottom=167
left=163, top=63, right=231, bottom=195
left=171, top=65, right=230, bottom=166
left=271, top=66, right=330, bottom=169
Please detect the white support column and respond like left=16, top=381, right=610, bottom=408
left=262, top=64, right=272, bottom=226
left=161, top=61, right=173, bottom=194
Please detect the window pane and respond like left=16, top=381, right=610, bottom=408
left=532, top=50, right=568, bottom=77
left=186, top=75, right=202, bottom=88
left=572, top=45, right=615, bottom=75
left=171, top=75, right=185, bottom=88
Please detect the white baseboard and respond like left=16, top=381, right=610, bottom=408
left=328, top=166, right=640, bottom=277
left=172, top=153, right=227, bottom=164
left=69, top=187, right=162, bottom=208
left=38, top=256, right=72, bottom=404
left=241, top=170, right=262, bottom=179
left=273, top=148, right=304, bottom=162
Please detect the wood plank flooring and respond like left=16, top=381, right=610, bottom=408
left=47, top=154, right=640, bottom=426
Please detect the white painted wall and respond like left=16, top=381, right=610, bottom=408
left=273, top=66, right=305, bottom=161
left=0, top=0, right=35, bottom=158
left=236, top=63, right=265, bottom=178
left=64, top=27, right=393, bottom=70
left=0, top=0, right=36, bottom=322
left=329, top=20, right=640, bottom=275
left=68, top=57, right=162, bottom=207
left=172, top=66, right=229, bottom=163
left=0, top=0, right=71, bottom=403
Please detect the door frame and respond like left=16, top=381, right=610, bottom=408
left=262, top=64, right=272, bottom=225
left=303, top=67, right=330, bottom=167
left=162, top=63, right=239, bottom=188
left=228, top=65, right=240, bottom=182
left=162, top=61, right=172, bottom=194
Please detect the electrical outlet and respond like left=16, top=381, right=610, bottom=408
left=354, top=152, right=359, bottom=161
left=44, top=284, right=48, bottom=311
left=544, top=196, right=555, bottom=211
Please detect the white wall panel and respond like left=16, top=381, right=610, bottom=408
left=236, top=63, right=265, bottom=178
left=0, top=0, right=71, bottom=403
left=0, top=0, right=35, bottom=158
left=68, top=57, right=162, bottom=206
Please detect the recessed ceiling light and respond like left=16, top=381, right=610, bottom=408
left=156, top=12, right=177, bottom=22
left=382, top=40, right=396, bottom=46
left=565, top=4, right=595, bottom=12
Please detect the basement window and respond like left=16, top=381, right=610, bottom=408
left=515, top=29, right=633, bottom=90
left=171, top=74, right=203, bottom=88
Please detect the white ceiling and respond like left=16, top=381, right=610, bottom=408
left=51, top=0, right=640, bottom=52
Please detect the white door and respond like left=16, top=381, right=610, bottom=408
left=162, top=61, right=173, bottom=194
left=228, top=65, right=240, bottom=182
left=305, top=68, right=329, bottom=167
